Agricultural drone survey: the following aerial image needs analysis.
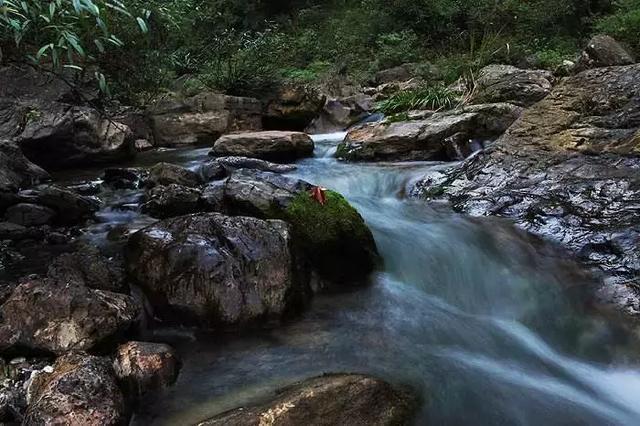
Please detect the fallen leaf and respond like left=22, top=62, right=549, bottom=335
left=310, top=186, right=327, bottom=205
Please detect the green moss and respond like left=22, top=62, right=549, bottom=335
left=275, top=190, right=378, bottom=284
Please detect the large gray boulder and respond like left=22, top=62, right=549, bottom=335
left=0, top=279, right=139, bottom=354
left=149, top=92, right=262, bottom=146
left=263, top=85, right=325, bottom=131
left=200, top=374, right=417, bottom=426
left=577, top=35, right=635, bottom=70
left=338, top=103, right=522, bottom=162
left=17, top=102, right=136, bottom=169
left=470, top=65, right=554, bottom=107
left=126, top=213, right=308, bottom=328
left=211, top=131, right=314, bottom=162
left=411, top=64, right=640, bottom=321
left=141, top=184, right=202, bottom=218
left=306, top=94, right=374, bottom=133
left=24, top=353, right=126, bottom=425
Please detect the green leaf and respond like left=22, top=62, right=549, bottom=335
left=64, top=64, right=83, bottom=71
left=136, top=17, right=147, bottom=33
left=36, top=43, right=51, bottom=59
left=94, top=38, right=104, bottom=53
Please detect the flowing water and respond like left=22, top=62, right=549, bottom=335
left=52, top=134, right=640, bottom=424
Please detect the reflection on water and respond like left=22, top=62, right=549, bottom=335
left=19, top=133, right=640, bottom=425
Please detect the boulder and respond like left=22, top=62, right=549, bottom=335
left=0, top=140, right=49, bottom=193
left=0, top=357, right=53, bottom=423
left=103, top=167, right=149, bottom=190
left=4, top=203, right=55, bottom=226
left=411, top=64, right=640, bottom=321
left=577, top=35, right=635, bottom=70
left=0, top=65, right=95, bottom=104
left=17, top=102, right=136, bottom=169
left=222, top=170, right=379, bottom=284
left=200, top=374, right=417, bottom=426
left=470, top=65, right=554, bottom=107
left=374, top=63, right=419, bottom=85
left=211, top=131, right=314, bottom=162
left=198, top=156, right=296, bottom=182
left=306, top=94, right=374, bottom=133
left=148, top=162, right=201, bottom=187
left=1, top=279, right=139, bottom=354
left=24, top=353, right=126, bottom=425
left=337, top=103, right=522, bottom=162
left=46, top=246, right=127, bottom=293
left=126, top=213, right=308, bottom=328
left=141, top=184, right=203, bottom=218
left=149, top=92, right=262, bottom=146
left=17, top=185, right=100, bottom=225
left=263, top=85, right=325, bottom=131
left=113, top=341, right=180, bottom=398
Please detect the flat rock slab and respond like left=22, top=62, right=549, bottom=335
left=211, top=131, right=314, bottom=162
left=199, top=374, right=417, bottom=426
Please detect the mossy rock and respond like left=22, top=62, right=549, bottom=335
left=273, top=190, right=379, bottom=284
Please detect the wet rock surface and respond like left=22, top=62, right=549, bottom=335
left=412, top=64, right=640, bottom=320
left=199, top=374, right=417, bottom=426
left=0, top=140, right=50, bottom=193
left=113, top=341, right=180, bottom=398
left=16, top=185, right=100, bottom=225
left=148, top=162, right=202, bottom=188
left=126, top=213, right=307, bottom=328
left=211, top=131, right=314, bottom=162
left=0, top=279, right=139, bottom=354
left=149, top=92, right=262, bottom=146
left=470, top=65, right=554, bottom=107
left=141, top=184, right=203, bottom=218
left=24, top=353, right=127, bottom=425
left=0, top=356, right=53, bottom=423
left=338, top=103, right=522, bottom=162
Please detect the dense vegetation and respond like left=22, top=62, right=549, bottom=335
left=1, top=0, right=639, bottom=102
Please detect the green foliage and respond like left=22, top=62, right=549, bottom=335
left=376, top=85, right=458, bottom=115
left=596, top=0, right=640, bottom=54
left=0, top=0, right=148, bottom=92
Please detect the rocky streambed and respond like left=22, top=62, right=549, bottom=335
left=3, top=35, right=640, bottom=425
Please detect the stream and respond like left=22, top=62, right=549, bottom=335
left=54, top=133, right=640, bottom=425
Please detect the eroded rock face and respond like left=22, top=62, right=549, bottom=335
left=113, top=341, right=180, bottom=398
left=150, top=92, right=262, bottom=146
left=24, top=353, right=126, bottom=425
left=470, top=65, right=554, bottom=107
left=412, top=64, right=640, bottom=320
left=338, top=103, right=522, bottom=162
left=0, top=140, right=49, bottom=193
left=1, top=280, right=139, bottom=354
left=199, top=374, right=417, bottom=426
left=200, top=156, right=296, bottom=179
left=17, top=103, right=136, bottom=170
left=263, top=85, right=325, bottom=131
left=126, top=213, right=307, bottom=328
left=306, top=94, right=374, bottom=133
left=211, top=131, right=314, bottom=162
left=577, top=35, right=635, bottom=70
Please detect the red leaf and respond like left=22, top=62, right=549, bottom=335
left=309, top=186, right=327, bottom=205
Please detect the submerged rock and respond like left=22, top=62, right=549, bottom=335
left=338, top=103, right=522, bottom=162
left=113, top=341, right=180, bottom=398
left=200, top=374, right=417, bottom=426
left=211, top=131, right=314, bottom=163
left=24, top=353, right=126, bottom=425
left=1, top=279, right=139, bottom=354
left=103, top=167, right=149, bottom=190
left=470, top=65, right=554, bottom=107
left=126, top=213, right=307, bottom=328
left=412, top=64, right=640, bottom=321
